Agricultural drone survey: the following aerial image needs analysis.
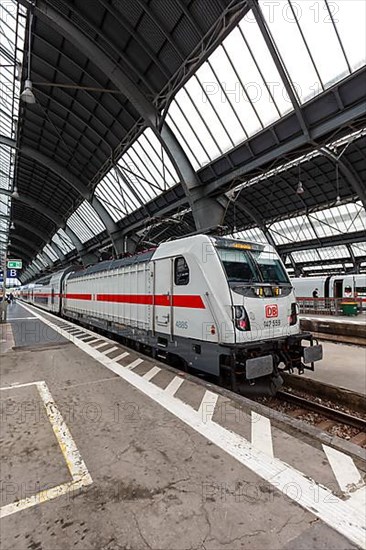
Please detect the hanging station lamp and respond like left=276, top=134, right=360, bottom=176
left=296, top=162, right=304, bottom=195
left=20, top=12, right=36, bottom=104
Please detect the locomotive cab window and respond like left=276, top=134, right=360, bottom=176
left=175, top=257, right=189, bottom=285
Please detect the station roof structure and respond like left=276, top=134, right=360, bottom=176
left=1, top=0, right=365, bottom=282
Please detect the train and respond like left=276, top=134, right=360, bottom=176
left=291, top=274, right=366, bottom=303
left=18, top=235, right=322, bottom=394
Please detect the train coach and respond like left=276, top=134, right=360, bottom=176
left=291, top=273, right=366, bottom=311
left=291, top=273, right=366, bottom=301
left=19, top=235, right=322, bottom=394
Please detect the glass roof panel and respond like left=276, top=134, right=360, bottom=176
left=292, top=249, right=320, bottom=263
left=0, top=0, right=26, bottom=255
left=43, top=243, right=58, bottom=262
left=293, top=0, right=349, bottom=88
left=76, top=201, right=105, bottom=235
left=67, top=210, right=95, bottom=244
left=170, top=87, right=221, bottom=163
left=303, top=264, right=343, bottom=271
left=237, top=15, right=293, bottom=116
left=41, top=251, right=53, bottom=265
left=352, top=243, right=366, bottom=258
left=208, top=46, right=261, bottom=140
left=310, top=202, right=366, bottom=237
left=166, top=103, right=210, bottom=170
left=259, top=0, right=319, bottom=102
left=167, top=8, right=297, bottom=169
left=259, top=0, right=364, bottom=102
left=52, top=229, right=75, bottom=254
left=96, top=170, right=132, bottom=222
left=334, top=0, right=366, bottom=71
left=269, top=214, right=317, bottom=245
left=317, top=245, right=350, bottom=260
left=36, top=254, right=48, bottom=268
left=196, top=59, right=244, bottom=147
left=121, top=152, right=156, bottom=203
left=232, top=227, right=268, bottom=244
left=95, top=128, right=179, bottom=221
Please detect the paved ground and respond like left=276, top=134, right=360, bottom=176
left=303, top=341, right=366, bottom=395
left=0, top=302, right=365, bottom=550
left=300, top=314, right=366, bottom=326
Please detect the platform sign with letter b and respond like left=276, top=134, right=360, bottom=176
left=7, top=259, right=22, bottom=269
left=0, top=269, right=19, bottom=280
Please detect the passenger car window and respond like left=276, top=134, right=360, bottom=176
left=175, top=257, right=189, bottom=285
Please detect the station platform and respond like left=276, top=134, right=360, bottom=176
left=1, top=302, right=366, bottom=550
left=300, top=314, right=366, bottom=345
left=300, top=314, right=366, bottom=327
left=302, top=340, right=366, bottom=396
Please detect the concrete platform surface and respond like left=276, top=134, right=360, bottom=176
left=0, top=302, right=365, bottom=550
left=300, top=314, right=366, bottom=326
left=303, top=341, right=366, bottom=396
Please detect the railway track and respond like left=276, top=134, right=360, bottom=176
left=274, top=390, right=366, bottom=447
left=277, top=390, right=366, bottom=431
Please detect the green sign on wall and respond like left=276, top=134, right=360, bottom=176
left=7, top=259, right=22, bottom=269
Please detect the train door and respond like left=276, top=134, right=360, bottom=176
left=343, top=275, right=355, bottom=298
left=333, top=279, right=343, bottom=298
left=152, top=258, right=173, bottom=341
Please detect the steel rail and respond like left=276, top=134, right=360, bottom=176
left=277, top=391, right=366, bottom=431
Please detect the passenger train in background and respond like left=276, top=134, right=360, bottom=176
left=291, top=274, right=366, bottom=304
left=18, top=235, right=322, bottom=395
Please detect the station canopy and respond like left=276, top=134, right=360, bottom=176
left=0, top=0, right=365, bottom=282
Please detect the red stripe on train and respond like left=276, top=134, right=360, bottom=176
left=97, top=294, right=205, bottom=309
left=31, top=292, right=205, bottom=308
left=64, top=293, right=92, bottom=300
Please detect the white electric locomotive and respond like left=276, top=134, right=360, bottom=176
left=19, top=235, right=322, bottom=394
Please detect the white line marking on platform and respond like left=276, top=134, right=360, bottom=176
left=0, top=481, right=88, bottom=519
left=125, top=358, right=144, bottom=370
left=143, top=366, right=161, bottom=381
left=198, top=390, right=218, bottom=423
left=165, top=376, right=184, bottom=396
left=37, top=381, right=92, bottom=483
left=105, top=346, right=118, bottom=355
left=0, top=380, right=92, bottom=518
left=93, top=341, right=109, bottom=349
left=251, top=412, right=274, bottom=458
left=8, top=316, right=35, bottom=320
left=19, top=302, right=366, bottom=548
left=83, top=338, right=100, bottom=344
left=0, top=380, right=44, bottom=391
left=323, top=445, right=364, bottom=493
left=349, top=488, right=366, bottom=513
left=112, top=351, right=130, bottom=363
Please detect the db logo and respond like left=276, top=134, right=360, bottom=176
left=265, top=305, right=278, bottom=318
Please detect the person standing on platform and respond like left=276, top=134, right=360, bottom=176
left=312, top=288, right=319, bottom=310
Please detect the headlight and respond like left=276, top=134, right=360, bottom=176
left=233, top=306, right=251, bottom=331
left=289, top=302, right=298, bottom=326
